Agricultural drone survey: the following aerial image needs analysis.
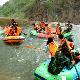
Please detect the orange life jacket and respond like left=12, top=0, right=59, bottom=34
left=56, top=25, right=61, bottom=35
left=4, top=26, right=22, bottom=36
left=14, top=27, right=22, bottom=36
left=48, top=42, right=58, bottom=57
left=66, top=40, right=74, bottom=50
left=4, top=27, right=14, bottom=36
left=41, top=21, right=45, bottom=28
left=4, top=26, right=10, bottom=35
left=45, top=26, right=53, bottom=34
left=59, top=39, right=74, bottom=50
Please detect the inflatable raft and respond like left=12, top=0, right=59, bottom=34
left=34, top=59, right=80, bottom=80
left=30, top=30, right=54, bottom=38
left=3, top=36, right=25, bottom=43
left=0, top=30, right=4, bottom=35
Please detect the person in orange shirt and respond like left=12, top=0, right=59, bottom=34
left=56, top=23, right=62, bottom=35
left=45, top=23, right=53, bottom=34
left=45, top=37, right=58, bottom=57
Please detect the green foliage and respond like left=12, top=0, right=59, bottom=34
left=9, top=11, right=25, bottom=19
left=0, top=0, right=80, bottom=23
left=0, top=0, right=35, bottom=19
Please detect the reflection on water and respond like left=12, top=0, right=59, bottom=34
left=0, top=25, right=80, bottom=80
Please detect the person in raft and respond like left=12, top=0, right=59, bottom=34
left=40, top=21, right=46, bottom=31
left=64, top=21, right=73, bottom=33
left=44, top=23, right=53, bottom=35
left=32, top=23, right=37, bottom=30
left=32, top=23, right=42, bottom=33
left=9, top=19, right=21, bottom=36
left=56, top=23, right=62, bottom=36
left=11, top=19, right=18, bottom=28
left=45, top=37, right=58, bottom=58
left=48, top=36, right=75, bottom=75
left=59, top=34, right=79, bottom=64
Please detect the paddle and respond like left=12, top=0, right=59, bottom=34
left=25, top=45, right=34, bottom=48
left=71, top=52, right=80, bottom=79
left=24, top=45, right=45, bottom=51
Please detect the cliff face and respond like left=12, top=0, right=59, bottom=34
left=0, top=0, right=80, bottom=24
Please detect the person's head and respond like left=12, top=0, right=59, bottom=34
left=75, top=51, right=80, bottom=56
left=32, top=23, right=35, bottom=26
left=57, top=23, right=60, bottom=26
left=11, top=25, right=14, bottom=28
left=11, top=19, right=15, bottom=22
left=67, top=37, right=73, bottom=42
left=68, top=21, right=71, bottom=24
left=47, top=37, right=54, bottom=45
left=45, top=23, right=48, bottom=27
left=58, top=34, right=64, bottom=39
left=41, top=21, right=45, bottom=27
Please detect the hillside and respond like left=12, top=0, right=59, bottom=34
left=0, top=0, right=80, bottom=24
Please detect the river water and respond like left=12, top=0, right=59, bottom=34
left=0, top=24, right=80, bottom=80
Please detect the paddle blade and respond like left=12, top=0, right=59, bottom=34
left=25, top=45, right=34, bottom=48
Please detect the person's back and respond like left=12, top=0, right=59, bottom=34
left=46, top=38, right=58, bottom=57
left=48, top=42, right=58, bottom=57
left=45, top=24, right=53, bottom=35
left=56, top=23, right=62, bottom=35
left=14, top=27, right=22, bottom=36
left=48, top=51, right=73, bottom=75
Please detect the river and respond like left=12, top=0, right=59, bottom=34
left=0, top=23, right=80, bottom=80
